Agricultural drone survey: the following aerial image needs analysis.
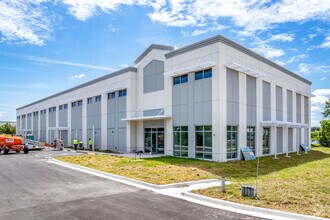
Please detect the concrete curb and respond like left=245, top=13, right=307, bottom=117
left=181, top=192, right=328, bottom=220
left=51, top=158, right=219, bottom=189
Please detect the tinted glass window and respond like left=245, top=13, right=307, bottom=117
left=181, top=74, right=188, bottom=83
left=204, top=69, right=212, bottom=78
left=195, top=71, right=203, bottom=80
left=173, top=76, right=181, bottom=85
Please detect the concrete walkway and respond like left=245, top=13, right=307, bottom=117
left=65, top=148, right=164, bottom=159
left=49, top=158, right=327, bottom=220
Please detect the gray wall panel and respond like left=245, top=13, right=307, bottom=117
left=27, top=114, right=32, bottom=129
left=71, top=105, right=82, bottom=129
left=107, top=92, right=127, bottom=151
left=296, top=94, right=301, bottom=123
left=59, top=108, right=68, bottom=127
left=87, top=99, right=101, bottom=130
left=48, top=108, right=56, bottom=127
left=87, top=128, right=101, bottom=149
left=296, top=128, right=301, bottom=147
left=227, top=69, right=239, bottom=125
left=277, top=127, right=283, bottom=153
left=143, top=108, right=164, bottom=117
left=304, top=96, right=309, bottom=124
left=22, top=115, right=26, bottom=129
left=287, top=90, right=293, bottom=122
left=288, top=128, right=293, bottom=152
left=143, top=60, right=164, bottom=93
left=246, top=76, right=256, bottom=126
left=276, top=86, right=283, bottom=121
left=263, top=81, right=271, bottom=121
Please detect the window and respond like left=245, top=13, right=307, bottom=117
left=77, top=100, right=83, bottom=106
left=95, top=95, right=101, bottom=102
left=195, top=71, right=203, bottom=80
left=87, top=97, right=93, bottom=104
left=52, top=107, right=56, bottom=112
left=204, top=69, right=212, bottom=78
left=108, top=92, right=115, bottom=99
left=195, top=125, right=212, bottom=160
left=195, top=68, right=212, bottom=80
left=227, top=126, right=238, bottom=159
left=119, top=89, right=127, bottom=97
left=59, top=105, right=63, bottom=110
left=173, top=74, right=188, bottom=85
left=247, top=126, right=256, bottom=153
left=173, top=76, right=181, bottom=85
left=64, top=104, right=68, bottom=109
left=49, top=108, right=52, bottom=113
left=181, top=74, right=188, bottom=83
left=72, top=102, right=76, bottom=108
left=263, top=127, right=270, bottom=155
left=173, top=126, right=188, bottom=157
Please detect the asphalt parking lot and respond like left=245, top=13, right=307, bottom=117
left=0, top=149, right=264, bottom=220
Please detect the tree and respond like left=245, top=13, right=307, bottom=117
left=322, top=99, right=330, bottom=118
left=319, top=120, right=330, bottom=147
left=0, top=123, right=16, bottom=135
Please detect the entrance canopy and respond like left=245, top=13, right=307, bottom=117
left=261, top=121, right=308, bottom=128
left=164, top=61, right=215, bottom=77
left=122, top=115, right=171, bottom=121
left=122, top=108, right=171, bottom=121
left=48, top=127, right=70, bottom=131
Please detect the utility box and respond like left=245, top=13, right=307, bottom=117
left=241, top=185, right=256, bottom=198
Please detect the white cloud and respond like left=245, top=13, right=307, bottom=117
left=148, top=0, right=330, bottom=34
left=311, top=89, right=330, bottom=126
left=298, top=63, right=330, bottom=74
left=3, top=83, right=48, bottom=89
left=321, top=77, right=326, bottom=81
left=269, top=33, right=294, bottom=42
left=2, top=1, right=330, bottom=45
left=308, top=34, right=317, bottom=39
left=319, top=35, right=330, bottom=48
left=312, top=89, right=330, bottom=97
left=62, top=0, right=149, bottom=21
left=182, top=24, right=228, bottom=37
left=252, top=44, right=285, bottom=59
left=120, top=64, right=129, bottom=68
left=0, top=52, right=116, bottom=71
left=0, top=0, right=54, bottom=45
left=70, top=74, right=86, bottom=80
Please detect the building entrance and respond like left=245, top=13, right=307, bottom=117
left=144, top=128, right=164, bottom=154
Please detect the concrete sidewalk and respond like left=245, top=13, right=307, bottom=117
left=49, top=158, right=327, bottom=220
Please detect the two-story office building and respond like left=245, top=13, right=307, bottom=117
left=16, top=35, right=311, bottom=162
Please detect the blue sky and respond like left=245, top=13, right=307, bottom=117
left=0, top=0, right=329, bottom=126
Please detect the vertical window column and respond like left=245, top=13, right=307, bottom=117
left=195, top=126, right=212, bottom=160
left=246, top=126, right=256, bottom=153
left=173, top=126, right=188, bottom=157
left=262, top=127, right=271, bottom=155
left=227, top=126, right=238, bottom=159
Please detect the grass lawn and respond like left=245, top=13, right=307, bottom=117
left=56, top=147, right=330, bottom=218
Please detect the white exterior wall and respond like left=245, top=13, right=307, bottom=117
left=17, top=71, right=136, bottom=149
left=16, top=36, right=311, bottom=161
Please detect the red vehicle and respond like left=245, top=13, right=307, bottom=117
left=0, top=134, right=29, bottom=154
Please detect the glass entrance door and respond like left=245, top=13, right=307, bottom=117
left=144, top=128, right=164, bottom=154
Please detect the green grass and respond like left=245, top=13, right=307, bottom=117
left=56, top=147, right=330, bottom=218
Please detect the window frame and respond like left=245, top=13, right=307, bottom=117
left=95, top=95, right=101, bottom=102
left=262, top=127, right=271, bottom=155
left=227, top=125, right=238, bottom=160
left=173, top=126, right=189, bottom=158
left=195, top=125, right=212, bottom=160
left=246, top=126, right=256, bottom=153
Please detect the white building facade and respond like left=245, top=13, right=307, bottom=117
left=16, top=35, right=311, bottom=162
